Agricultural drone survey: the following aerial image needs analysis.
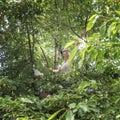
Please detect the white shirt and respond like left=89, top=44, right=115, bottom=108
left=52, top=40, right=87, bottom=74
left=60, top=61, right=71, bottom=73
left=53, top=60, right=71, bottom=74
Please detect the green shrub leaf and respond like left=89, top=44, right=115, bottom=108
left=65, top=110, right=74, bottom=120
left=48, top=109, right=63, bottom=120
left=64, top=41, right=75, bottom=48
left=87, top=14, right=99, bottom=31
left=78, top=81, right=89, bottom=92
left=68, top=46, right=78, bottom=63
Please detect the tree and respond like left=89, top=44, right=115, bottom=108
left=0, top=0, right=120, bottom=119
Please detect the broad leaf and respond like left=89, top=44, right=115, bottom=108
left=64, top=41, right=75, bottom=48
left=100, top=22, right=107, bottom=38
left=68, top=103, right=76, bottom=109
left=68, top=46, right=78, bottom=63
left=87, top=14, right=99, bottom=31
left=48, top=109, right=63, bottom=120
left=115, top=10, right=120, bottom=16
left=79, top=46, right=88, bottom=66
left=107, top=22, right=117, bottom=37
left=20, top=98, right=33, bottom=104
left=65, top=110, right=74, bottom=120
left=78, top=81, right=90, bottom=92
left=59, top=111, right=67, bottom=120
left=78, top=104, right=89, bottom=112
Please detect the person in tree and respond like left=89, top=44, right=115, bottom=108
left=50, top=29, right=87, bottom=74
left=50, top=49, right=72, bottom=74
left=50, top=41, right=86, bottom=74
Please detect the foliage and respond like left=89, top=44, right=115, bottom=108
left=0, top=0, right=120, bottom=120
left=0, top=95, right=49, bottom=120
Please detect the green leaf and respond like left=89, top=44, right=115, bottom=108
left=79, top=46, right=88, bottom=66
left=68, top=103, right=76, bottom=109
left=64, top=41, right=75, bottom=48
left=48, top=109, right=63, bottom=120
left=90, top=80, right=98, bottom=88
left=87, top=14, right=99, bottom=31
left=115, top=97, right=120, bottom=104
left=115, top=10, right=120, bottom=16
left=68, top=46, right=78, bottom=63
left=88, top=47, right=98, bottom=62
left=59, top=111, right=67, bottom=120
left=65, top=110, right=74, bottom=120
left=20, top=98, right=33, bottom=104
left=78, top=81, right=90, bottom=92
left=92, top=33, right=100, bottom=40
left=16, top=117, right=29, bottom=120
left=116, top=115, right=120, bottom=119
left=100, top=22, right=107, bottom=37
left=107, top=22, right=117, bottom=37
left=78, top=104, right=89, bottom=112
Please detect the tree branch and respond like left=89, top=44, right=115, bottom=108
left=51, top=35, right=59, bottom=69
left=39, top=45, right=49, bottom=68
left=26, top=23, right=34, bottom=68
left=68, top=17, right=89, bottom=43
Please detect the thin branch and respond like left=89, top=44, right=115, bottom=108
left=51, top=35, right=58, bottom=69
left=68, top=17, right=89, bottom=43
left=39, top=45, right=49, bottom=68
left=26, top=23, right=34, bottom=68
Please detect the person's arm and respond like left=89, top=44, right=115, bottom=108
left=52, top=68, right=61, bottom=73
left=49, top=67, right=61, bottom=73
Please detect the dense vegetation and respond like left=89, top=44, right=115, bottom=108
left=0, top=0, right=120, bottom=120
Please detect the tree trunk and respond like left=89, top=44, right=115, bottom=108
left=54, top=37, right=58, bottom=69
left=53, top=0, right=59, bottom=69
left=26, top=23, right=34, bottom=70
left=39, top=45, right=49, bottom=68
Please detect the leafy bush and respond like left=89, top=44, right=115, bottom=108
left=0, top=95, right=49, bottom=120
